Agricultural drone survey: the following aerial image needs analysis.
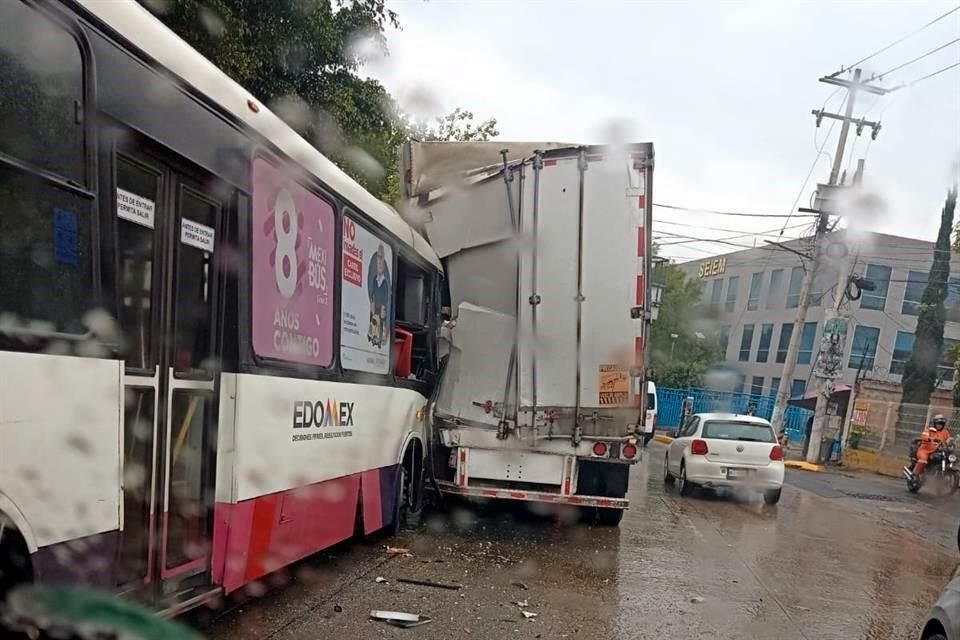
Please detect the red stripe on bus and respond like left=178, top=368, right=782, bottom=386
left=244, top=493, right=280, bottom=583
left=543, top=159, right=558, bottom=166
left=638, top=194, right=646, bottom=209
left=361, top=469, right=383, bottom=533
left=211, top=471, right=380, bottom=594
left=637, top=227, right=645, bottom=257
left=636, top=275, right=644, bottom=306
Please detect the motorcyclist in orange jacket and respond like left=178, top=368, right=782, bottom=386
left=905, top=414, right=951, bottom=480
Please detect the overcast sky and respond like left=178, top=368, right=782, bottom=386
left=364, top=0, right=960, bottom=263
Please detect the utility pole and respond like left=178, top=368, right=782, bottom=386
left=805, top=70, right=888, bottom=464
left=770, top=68, right=886, bottom=445
left=770, top=217, right=827, bottom=436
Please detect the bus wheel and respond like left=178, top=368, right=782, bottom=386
left=0, top=520, right=32, bottom=601
left=394, top=456, right=422, bottom=534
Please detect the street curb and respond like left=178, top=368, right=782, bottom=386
left=654, top=434, right=822, bottom=472
left=784, top=460, right=822, bottom=472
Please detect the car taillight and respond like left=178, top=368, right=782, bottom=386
left=691, top=439, right=708, bottom=455
left=770, top=445, right=784, bottom=461
left=592, top=442, right=608, bottom=456
left=622, top=444, right=638, bottom=459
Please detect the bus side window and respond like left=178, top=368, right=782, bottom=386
left=394, top=257, right=437, bottom=385
left=0, top=2, right=94, bottom=350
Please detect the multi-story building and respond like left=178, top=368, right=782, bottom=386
left=674, top=231, right=960, bottom=400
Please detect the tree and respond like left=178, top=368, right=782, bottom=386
left=902, top=186, right=958, bottom=406
left=409, top=108, right=499, bottom=143
left=649, top=263, right=723, bottom=389
left=139, top=0, right=496, bottom=202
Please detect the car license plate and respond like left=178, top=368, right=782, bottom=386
left=726, top=468, right=748, bottom=479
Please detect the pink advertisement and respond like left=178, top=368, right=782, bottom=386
left=251, top=158, right=335, bottom=366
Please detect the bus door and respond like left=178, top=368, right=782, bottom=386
left=112, top=145, right=225, bottom=605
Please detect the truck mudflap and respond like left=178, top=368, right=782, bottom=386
left=435, top=480, right=629, bottom=510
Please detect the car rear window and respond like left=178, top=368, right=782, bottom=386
left=702, top=421, right=775, bottom=443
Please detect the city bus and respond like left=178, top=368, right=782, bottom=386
left=0, top=0, right=442, bottom=616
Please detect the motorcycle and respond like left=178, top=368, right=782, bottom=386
left=905, top=438, right=960, bottom=496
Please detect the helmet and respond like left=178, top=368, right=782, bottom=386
left=933, top=414, right=948, bottom=429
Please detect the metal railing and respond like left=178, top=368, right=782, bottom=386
left=655, top=386, right=813, bottom=443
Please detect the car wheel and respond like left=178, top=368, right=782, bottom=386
left=763, top=488, right=782, bottom=505
left=678, top=461, right=694, bottom=497
left=664, top=453, right=675, bottom=484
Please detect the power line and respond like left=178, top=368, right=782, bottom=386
left=891, top=59, right=960, bottom=91
left=653, top=218, right=811, bottom=237
left=654, top=228, right=798, bottom=245
left=653, top=203, right=817, bottom=219
left=829, top=4, right=960, bottom=77
left=867, top=37, right=960, bottom=81
left=653, top=232, right=758, bottom=250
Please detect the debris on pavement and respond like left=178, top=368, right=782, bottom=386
left=397, top=577, right=463, bottom=590
left=333, top=604, right=343, bottom=613
left=521, top=611, right=537, bottom=620
left=375, top=576, right=388, bottom=584
left=689, top=596, right=705, bottom=604
left=369, top=610, right=433, bottom=628
left=384, top=546, right=411, bottom=555
left=513, top=600, right=529, bottom=608
left=512, top=582, right=529, bottom=590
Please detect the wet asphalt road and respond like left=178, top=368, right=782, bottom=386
left=201, top=442, right=960, bottom=640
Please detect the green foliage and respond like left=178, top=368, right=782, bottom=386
left=139, top=0, right=496, bottom=203
left=650, top=263, right=723, bottom=389
left=902, top=186, right=957, bottom=406
left=409, top=108, right=499, bottom=143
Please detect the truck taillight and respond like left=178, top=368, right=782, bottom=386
left=770, top=445, right=784, bottom=461
left=691, top=439, right=709, bottom=455
left=622, top=444, right=638, bottom=459
left=592, top=442, right=608, bottom=457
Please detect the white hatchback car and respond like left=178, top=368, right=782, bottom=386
left=664, top=413, right=785, bottom=504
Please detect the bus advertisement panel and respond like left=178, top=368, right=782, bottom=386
left=251, top=158, right=335, bottom=366
left=340, top=215, right=393, bottom=374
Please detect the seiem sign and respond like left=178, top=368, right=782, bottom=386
left=697, top=257, right=726, bottom=279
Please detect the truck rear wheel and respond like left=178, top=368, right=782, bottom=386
left=576, top=460, right=629, bottom=527
left=595, top=508, right=624, bottom=526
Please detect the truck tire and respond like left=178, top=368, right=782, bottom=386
left=595, top=508, right=624, bottom=526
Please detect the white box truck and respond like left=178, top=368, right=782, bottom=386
left=401, top=141, right=654, bottom=525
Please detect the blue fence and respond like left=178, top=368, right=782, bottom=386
left=655, top=386, right=813, bottom=443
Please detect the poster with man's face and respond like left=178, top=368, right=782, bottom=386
left=340, top=214, right=393, bottom=374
